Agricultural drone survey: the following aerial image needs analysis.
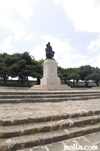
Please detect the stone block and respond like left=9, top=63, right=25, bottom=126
left=41, top=77, right=60, bottom=85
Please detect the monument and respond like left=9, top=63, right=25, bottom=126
left=31, top=42, right=70, bottom=90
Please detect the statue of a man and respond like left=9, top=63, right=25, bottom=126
left=45, top=42, right=55, bottom=59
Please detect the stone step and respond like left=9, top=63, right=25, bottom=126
left=0, top=123, right=100, bottom=151
left=0, top=91, right=100, bottom=104
left=0, top=92, right=100, bottom=99
left=0, top=95, right=100, bottom=103
left=1, top=109, right=100, bottom=126
left=0, top=90, right=100, bottom=95
left=0, top=114, right=100, bottom=139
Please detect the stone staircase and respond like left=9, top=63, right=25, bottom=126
left=0, top=90, right=100, bottom=151
left=0, top=90, right=100, bottom=103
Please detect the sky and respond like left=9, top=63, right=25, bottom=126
left=0, top=0, right=100, bottom=68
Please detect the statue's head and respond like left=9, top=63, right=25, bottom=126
left=46, top=42, right=50, bottom=47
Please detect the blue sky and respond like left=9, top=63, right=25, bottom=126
left=0, top=0, right=100, bottom=68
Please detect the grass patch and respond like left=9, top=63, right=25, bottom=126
left=90, top=119, right=98, bottom=125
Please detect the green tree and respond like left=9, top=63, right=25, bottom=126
left=66, top=68, right=80, bottom=86
left=79, top=65, right=93, bottom=86
left=85, top=67, right=100, bottom=86
left=9, top=53, right=22, bottom=78
left=58, top=66, right=64, bottom=80
left=19, top=52, right=35, bottom=85
left=0, top=53, right=11, bottom=85
left=34, top=59, right=43, bottom=84
left=9, top=52, right=36, bottom=86
left=61, top=68, right=69, bottom=84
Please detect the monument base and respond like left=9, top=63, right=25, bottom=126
left=31, top=59, right=70, bottom=91
left=41, top=77, right=60, bottom=85
left=31, top=84, right=70, bottom=91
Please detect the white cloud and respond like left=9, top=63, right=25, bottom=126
left=95, top=55, right=100, bottom=67
left=59, top=52, right=89, bottom=68
left=0, top=0, right=33, bottom=41
left=13, top=24, right=27, bottom=41
left=88, top=55, right=100, bottom=68
left=87, top=35, right=100, bottom=53
left=54, top=0, right=100, bottom=32
left=13, top=0, right=33, bottom=21
left=24, top=33, right=33, bottom=42
left=0, top=0, right=33, bottom=22
left=1, top=35, right=13, bottom=51
left=54, top=0, right=62, bottom=4
left=30, top=46, right=45, bottom=60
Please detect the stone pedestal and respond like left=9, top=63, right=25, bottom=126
left=41, top=59, right=60, bottom=85
left=31, top=59, right=70, bottom=91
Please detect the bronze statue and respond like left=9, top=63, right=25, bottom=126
left=45, top=42, right=55, bottom=59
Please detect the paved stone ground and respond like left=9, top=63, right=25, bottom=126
left=17, top=131, right=100, bottom=151
left=0, top=99, right=100, bottom=121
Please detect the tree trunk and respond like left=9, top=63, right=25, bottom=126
left=76, top=80, right=79, bottom=86
left=3, top=76, right=7, bottom=85
left=73, top=80, right=75, bottom=86
left=27, top=76, right=30, bottom=86
left=96, top=81, right=99, bottom=86
left=64, top=80, right=67, bottom=85
left=37, top=78, right=40, bottom=85
left=85, top=81, right=88, bottom=87
left=21, top=79, right=24, bottom=85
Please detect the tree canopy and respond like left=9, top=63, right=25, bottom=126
left=58, top=65, right=100, bottom=87
left=0, top=52, right=43, bottom=85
